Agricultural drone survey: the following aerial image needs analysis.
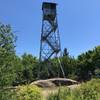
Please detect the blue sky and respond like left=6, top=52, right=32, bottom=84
left=0, top=0, right=100, bottom=57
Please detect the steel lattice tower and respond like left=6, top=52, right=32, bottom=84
left=38, top=2, right=65, bottom=78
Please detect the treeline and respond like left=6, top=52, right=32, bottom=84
left=0, top=23, right=100, bottom=87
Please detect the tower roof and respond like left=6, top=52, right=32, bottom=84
left=42, top=2, right=57, bottom=10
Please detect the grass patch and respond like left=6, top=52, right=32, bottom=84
left=47, top=79, right=100, bottom=100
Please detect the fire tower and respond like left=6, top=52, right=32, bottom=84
left=38, top=2, right=65, bottom=78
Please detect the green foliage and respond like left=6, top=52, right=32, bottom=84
left=0, top=87, right=17, bottom=100
left=73, top=79, right=100, bottom=100
left=13, top=53, right=39, bottom=85
left=16, top=85, right=42, bottom=100
left=0, top=79, right=99, bottom=100
left=94, top=68, right=100, bottom=78
left=48, top=87, right=72, bottom=100
left=0, top=85, right=42, bottom=100
left=0, top=23, right=16, bottom=87
left=76, top=46, right=100, bottom=81
left=21, top=53, right=37, bottom=83
left=47, top=79, right=100, bottom=100
left=61, top=56, right=77, bottom=79
left=0, top=23, right=16, bottom=53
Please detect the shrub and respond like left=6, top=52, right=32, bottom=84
left=0, top=85, right=42, bottom=100
left=16, top=85, right=42, bottom=100
left=47, top=79, right=100, bottom=100
left=0, top=88, right=16, bottom=100
left=74, top=79, right=100, bottom=100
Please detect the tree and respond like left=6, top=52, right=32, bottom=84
left=76, top=46, right=100, bottom=81
left=0, top=23, right=16, bottom=53
left=63, top=48, right=69, bottom=57
left=92, top=46, right=100, bottom=69
left=21, top=53, right=38, bottom=83
left=0, top=23, right=16, bottom=87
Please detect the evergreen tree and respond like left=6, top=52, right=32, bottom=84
left=0, top=23, right=16, bottom=87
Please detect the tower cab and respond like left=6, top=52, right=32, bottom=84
left=42, top=2, right=57, bottom=21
